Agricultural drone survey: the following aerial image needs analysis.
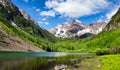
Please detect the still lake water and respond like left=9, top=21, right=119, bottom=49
left=0, top=52, right=94, bottom=70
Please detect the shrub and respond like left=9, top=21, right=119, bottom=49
left=95, top=49, right=109, bottom=55
left=109, top=46, right=120, bottom=54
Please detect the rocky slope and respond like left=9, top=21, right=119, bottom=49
left=19, top=9, right=37, bottom=25
left=0, top=23, right=44, bottom=52
left=49, top=19, right=107, bottom=38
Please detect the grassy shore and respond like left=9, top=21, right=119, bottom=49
left=72, top=54, right=120, bottom=70
left=95, top=54, right=120, bottom=70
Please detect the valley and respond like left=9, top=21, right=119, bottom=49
left=0, top=0, right=120, bottom=70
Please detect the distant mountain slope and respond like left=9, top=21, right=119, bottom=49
left=0, top=0, right=58, bottom=51
left=49, top=19, right=107, bottom=38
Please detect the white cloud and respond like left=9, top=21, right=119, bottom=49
left=44, top=22, right=49, bottom=25
left=38, top=21, right=49, bottom=25
left=45, top=0, right=59, bottom=9
left=36, top=9, right=40, bottom=12
left=40, top=10, right=56, bottom=17
left=44, top=0, right=109, bottom=18
left=23, top=0, right=29, bottom=3
left=42, top=18, right=46, bottom=21
left=106, top=6, right=119, bottom=21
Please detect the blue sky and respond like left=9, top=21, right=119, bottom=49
left=11, top=0, right=120, bottom=30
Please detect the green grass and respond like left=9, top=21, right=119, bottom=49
left=74, top=54, right=120, bottom=70
left=95, top=54, right=120, bottom=70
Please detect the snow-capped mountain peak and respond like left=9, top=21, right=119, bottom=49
left=73, top=19, right=82, bottom=23
left=49, top=19, right=107, bottom=38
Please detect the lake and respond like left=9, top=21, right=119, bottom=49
left=0, top=52, right=94, bottom=70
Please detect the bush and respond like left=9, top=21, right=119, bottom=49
left=95, top=49, right=109, bottom=55
left=96, top=46, right=120, bottom=55
left=109, top=46, right=120, bottom=54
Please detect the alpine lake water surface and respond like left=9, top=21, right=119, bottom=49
left=0, top=52, right=94, bottom=70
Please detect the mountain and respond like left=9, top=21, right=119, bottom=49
left=77, top=8, right=120, bottom=52
left=0, top=0, right=57, bottom=52
left=104, top=8, right=120, bottom=31
left=49, top=19, right=107, bottom=38
left=54, top=8, right=120, bottom=52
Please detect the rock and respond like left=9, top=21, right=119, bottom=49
left=54, top=64, right=67, bottom=70
left=19, top=9, right=31, bottom=20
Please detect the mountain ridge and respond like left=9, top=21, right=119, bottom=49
left=49, top=19, right=107, bottom=38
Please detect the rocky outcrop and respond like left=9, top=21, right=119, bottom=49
left=0, top=0, right=13, bottom=7
left=19, top=9, right=31, bottom=20
left=54, top=64, right=67, bottom=70
left=49, top=19, right=107, bottom=38
left=19, top=9, right=38, bottom=25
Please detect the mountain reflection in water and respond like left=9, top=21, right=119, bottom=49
left=0, top=52, right=93, bottom=70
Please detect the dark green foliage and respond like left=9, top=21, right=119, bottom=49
left=95, top=46, right=120, bottom=55
left=95, top=49, right=109, bottom=55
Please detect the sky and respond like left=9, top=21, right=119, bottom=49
left=11, top=0, right=120, bottom=30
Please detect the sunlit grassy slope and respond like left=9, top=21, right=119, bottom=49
left=94, top=54, right=120, bottom=70
left=75, top=54, right=120, bottom=70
